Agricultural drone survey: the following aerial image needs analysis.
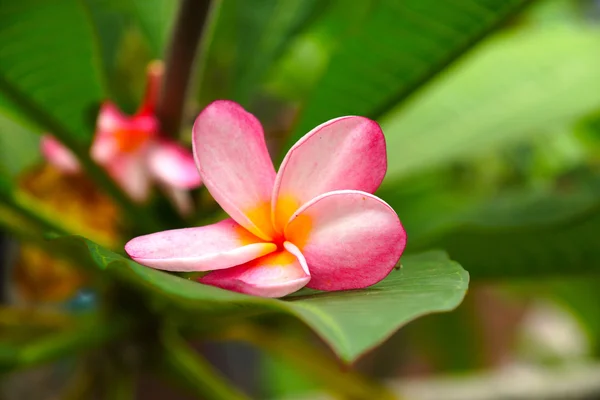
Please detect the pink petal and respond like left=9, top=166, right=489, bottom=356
left=107, top=153, right=152, bottom=203
left=147, top=139, right=201, bottom=189
left=284, top=190, right=406, bottom=291
left=192, top=100, right=277, bottom=240
left=125, top=218, right=277, bottom=272
left=91, top=103, right=128, bottom=163
left=91, top=103, right=158, bottom=164
left=199, top=248, right=310, bottom=298
left=40, top=135, right=81, bottom=174
left=272, top=117, right=386, bottom=232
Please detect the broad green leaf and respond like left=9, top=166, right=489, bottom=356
left=198, top=0, right=325, bottom=107
left=380, top=26, right=600, bottom=182
left=128, top=0, right=177, bottom=58
left=231, top=0, right=323, bottom=106
left=285, top=0, right=532, bottom=148
left=53, top=236, right=469, bottom=362
left=409, top=180, right=600, bottom=280
left=0, top=0, right=106, bottom=145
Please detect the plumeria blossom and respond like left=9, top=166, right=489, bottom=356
left=41, top=61, right=201, bottom=208
left=125, top=101, right=407, bottom=298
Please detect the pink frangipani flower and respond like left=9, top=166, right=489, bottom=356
left=90, top=61, right=200, bottom=203
left=41, top=61, right=201, bottom=206
left=125, top=100, right=407, bottom=298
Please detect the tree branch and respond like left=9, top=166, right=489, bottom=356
left=157, top=0, right=212, bottom=138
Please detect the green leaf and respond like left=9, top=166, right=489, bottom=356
left=0, top=316, right=129, bottom=374
left=198, top=0, right=325, bottom=107
left=53, top=235, right=469, bottom=362
left=285, top=0, right=532, bottom=149
left=0, top=0, right=106, bottom=146
left=0, top=0, right=176, bottom=144
left=380, top=26, right=600, bottom=182
left=160, top=328, right=251, bottom=400
left=127, top=0, right=177, bottom=58
left=0, top=113, right=39, bottom=177
left=540, top=276, right=600, bottom=356
left=410, top=180, right=600, bottom=280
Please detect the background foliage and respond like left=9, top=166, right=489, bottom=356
left=1, top=0, right=600, bottom=398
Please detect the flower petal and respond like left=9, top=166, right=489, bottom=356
left=193, top=100, right=276, bottom=240
left=199, top=249, right=310, bottom=298
left=40, top=135, right=80, bottom=174
left=91, top=103, right=158, bottom=163
left=285, top=190, right=406, bottom=291
left=107, top=153, right=152, bottom=203
left=91, top=103, right=128, bottom=163
left=125, top=218, right=277, bottom=272
left=148, top=139, right=201, bottom=189
left=272, top=116, right=386, bottom=231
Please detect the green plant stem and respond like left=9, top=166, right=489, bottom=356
left=160, top=327, right=250, bottom=400
left=0, top=317, right=130, bottom=374
left=217, top=324, right=400, bottom=400
left=157, top=0, right=212, bottom=138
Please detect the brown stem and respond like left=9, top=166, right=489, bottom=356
left=157, top=0, right=212, bottom=138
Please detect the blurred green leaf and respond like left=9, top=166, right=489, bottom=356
left=261, top=354, right=319, bottom=399
left=0, top=0, right=106, bottom=146
left=379, top=26, right=600, bottom=182
left=410, top=179, right=600, bottom=280
left=127, top=0, right=177, bottom=58
left=285, top=0, right=532, bottom=148
left=160, top=327, right=251, bottom=400
left=54, top=235, right=469, bottom=362
left=0, top=316, right=129, bottom=374
left=231, top=0, right=324, bottom=106
left=198, top=0, right=325, bottom=107
left=0, top=113, right=39, bottom=177
left=0, top=0, right=177, bottom=144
